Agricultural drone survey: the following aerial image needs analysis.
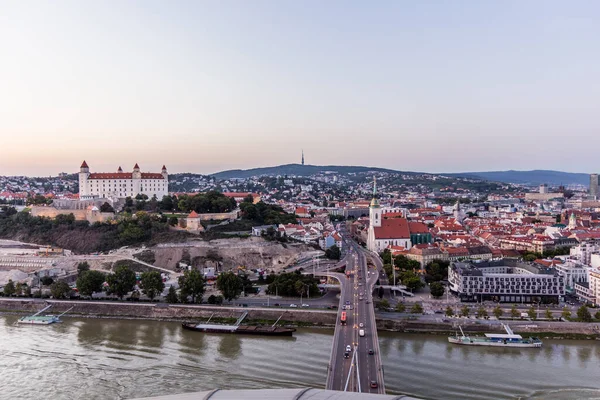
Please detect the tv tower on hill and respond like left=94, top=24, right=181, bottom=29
left=302, top=149, right=304, bottom=166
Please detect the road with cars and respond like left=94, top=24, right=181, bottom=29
left=323, top=233, right=386, bottom=394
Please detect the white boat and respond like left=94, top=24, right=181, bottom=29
left=448, top=324, right=542, bottom=348
left=18, top=305, right=73, bottom=325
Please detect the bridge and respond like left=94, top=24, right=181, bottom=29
left=316, top=237, right=386, bottom=394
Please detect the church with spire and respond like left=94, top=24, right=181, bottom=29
left=78, top=161, right=169, bottom=201
left=366, top=177, right=431, bottom=252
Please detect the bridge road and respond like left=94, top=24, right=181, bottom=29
left=324, top=240, right=385, bottom=394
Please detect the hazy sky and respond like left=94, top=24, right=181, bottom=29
left=1, top=0, right=599, bottom=176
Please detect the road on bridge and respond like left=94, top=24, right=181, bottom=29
left=323, top=235, right=385, bottom=394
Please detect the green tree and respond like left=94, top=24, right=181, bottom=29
left=445, top=306, right=454, bottom=317
left=477, top=306, right=488, bottom=319
left=77, top=261, right=90, bottom=275
left=410, top=303, right=424, bottom=314
left=106, top=265, right=137, bottom=300
left=100, top=202, right=115, bottom=213
left=15, top=282, right=23, bottom=296
left=595, top=311, right=600, bottom=321
left=168, top=216, right=179, bottom=226
left=424, top=260, right=450, bottom=283
left=216, top=271, right=243, bottom=302
left=429, top=282, right=445, bottom=298
left=493, top=306, right=503, bottom=319
left=165, top=286, right=178, bottom=303
left=40, top=276, right=54, bottom=286
left=178, top=268, right=206, bottom=304
left=140, top=271, right=165, bottom=301
left=511, top=305, right=520, bottom=319
left=76, top=270, right=106, bottom=297
left=562, top=307, right=572, bottom=320
left=325, top=245, right=341, bottom=260
left=23, top=284, right=31, bottom=297
left=461, top=305, right=470, bottom=317
left=545, top=308, right=553, bottom=320
left=527, top=305, right=537, bottom=320
left=50, top=281, right=72, bottom=299
left=400, top=271, right=424, bottom=292
left=577, top=305, right=592, bottom=322
left=3, top=279, right=15, bottom=296
left=378, top=299, right=390, bottom=310
left=395, top=302, right=406, bottom=312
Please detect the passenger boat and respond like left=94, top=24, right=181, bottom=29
left=18, top=305, right=73, bottom=325
left=182, top=312, right=296, bottom=337
left=448, top=324, right=542, bottom=348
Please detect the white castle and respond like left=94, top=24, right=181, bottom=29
left=78, top=161, right=169, bottom=200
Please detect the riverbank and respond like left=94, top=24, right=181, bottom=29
left=2, top=298, right=600, bottom=339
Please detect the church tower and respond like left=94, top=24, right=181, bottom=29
left=568, top=212, right=577, bottom=230
left=367, top=177, right=381, bottom=251
left=454, top=199, right=466, bottom=223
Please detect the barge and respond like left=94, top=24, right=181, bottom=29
left=182, top=312, right=296, bottom=337
left=449, top=323, right=542, bottom=348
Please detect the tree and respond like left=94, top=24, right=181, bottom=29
left=378, top=286, right=384, bottom=299
left=545, top=308, right=553, bottom=320
left=50, top=281, right=72, bottom=299
left=399, top=271, right=424, bottom=292
left=562, top=307, right=571, bottom=320
left=100, top=202, right=115, bottom=213
left=178, top=268, right=206, bottom=304
left=445, top=306, right=454, bottom=317
left=325, top=245, right=341, bottom=260
left=424, top=260, right=450, bottom=283
left=511, top=305, right=519, bottom=319
left=577, top=305, right=592, bottom=322
left=477, top=306, right=488, bottom=319
left=527, top=305, right=537, bottom=320
left=410, top=303, right=424, bottom=314
left=165, top=286, right=178, bottom=303
left=378, top=299, right=390, bottom=310
left=595, top=311, right=600, bottom=321
left=168, top=216, right=179, bottom=226
left=40, top=276, right=54, bottom=286
left=77, top=261, right=90, bottom=275
left=460, top=305, right=470, bottom=317
left=430, top=282, right=445, bottom=298
left=3, top=279, right=15, bottom=296
left=76, top=270, right=106, bottom=297
left=15, top=282, right=23, bottom=296
left=493, top=306, right=503, bottom=319
left=140, top=271, right=165, bottom=301
left=395, top=302, right=406, bottom=312
left=106, top=265, right=137, bottom=300
left=216, top=271, right=243, bottom=302
left=23, top=285, right=31, bottom=297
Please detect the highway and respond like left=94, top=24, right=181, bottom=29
left=324, top=232, right=386, bottom=394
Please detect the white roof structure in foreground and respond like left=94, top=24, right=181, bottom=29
left=133, top=388, right=421, bottom=400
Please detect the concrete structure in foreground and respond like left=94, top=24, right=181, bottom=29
left=448, top=259, right=565, bottom=303
left=133, top=388, right=421, bottom=400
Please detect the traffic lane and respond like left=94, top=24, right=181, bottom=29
left=334, top=280, right=355, bottom=390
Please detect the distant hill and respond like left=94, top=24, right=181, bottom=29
left=211, top=164, right=406, bottom=179
left=447, top=170, right=590, bottom=187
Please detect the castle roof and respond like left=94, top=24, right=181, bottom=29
left=88, top=172, right=165, bottom=180
left=81, top=160, right=89, bottom=168
left=134, top=163, right=140, bottom=169
left=188, top=211, right=200, bottom=218
left=162, top=165, right=167, bottom=170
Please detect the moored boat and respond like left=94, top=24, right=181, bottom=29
left=18, top=305, right=73, bottom=325
left=448, top=324, right=542, bottom=348
left=182, top=312, right=296, bottom=337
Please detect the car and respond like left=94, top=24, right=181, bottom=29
left=344, top=351, right=350, bottom=359
left=346, top=300, right=351, bottom=305
left=370, top=381, right=378, bottom=388
left=289, top=304, right=298, bottom=308
left=274, top=303, right=280, bottom=306
left=359, top=297, right=364, bottom=301
left=301, top=304, right=309, bottom=308
left=359, top=329, right=365, bottom=337
left=346, top=345, right=352, bottom=352
left=368, top=349, right=374, bottom=355
left=359, top=323, right=364, bottom=328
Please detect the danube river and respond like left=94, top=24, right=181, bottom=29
left=1, top=316, right=599, bottom=400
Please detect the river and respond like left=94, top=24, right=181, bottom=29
left=1, top=316, right=599, bottom=399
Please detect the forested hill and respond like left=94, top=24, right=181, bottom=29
left=210, top=164, right=408, bottom=179
left=446, top=170, right=590, bottom=187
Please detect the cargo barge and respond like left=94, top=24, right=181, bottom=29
left=182, top=312, right=296, bottom=337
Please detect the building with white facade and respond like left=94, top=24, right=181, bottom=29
left=448, top=260, right=565, bottom=303
left=78, top=161, right=168, bottom=200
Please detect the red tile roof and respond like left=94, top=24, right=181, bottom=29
left=134, top=163, right=140, bottom=169
left=374, top=218, right=410, bottom=239
left=81, top=160, right=89, bottom=168
left=188, top=211, right=199, bottom=218
left=87, top=172, right=164, bottom=179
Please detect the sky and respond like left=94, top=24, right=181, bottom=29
left=1, top=0, right=599, bottom=176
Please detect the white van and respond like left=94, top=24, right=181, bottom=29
left=359, top=329, right=365, bottom=337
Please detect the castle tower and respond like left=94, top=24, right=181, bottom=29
left=79, top=160, right=90, bottom=199
left=161, top=165, right=168, bottom=183
left=367, top=177, right=381, bottom=252
left=118, top=166, right=123, bottom=173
